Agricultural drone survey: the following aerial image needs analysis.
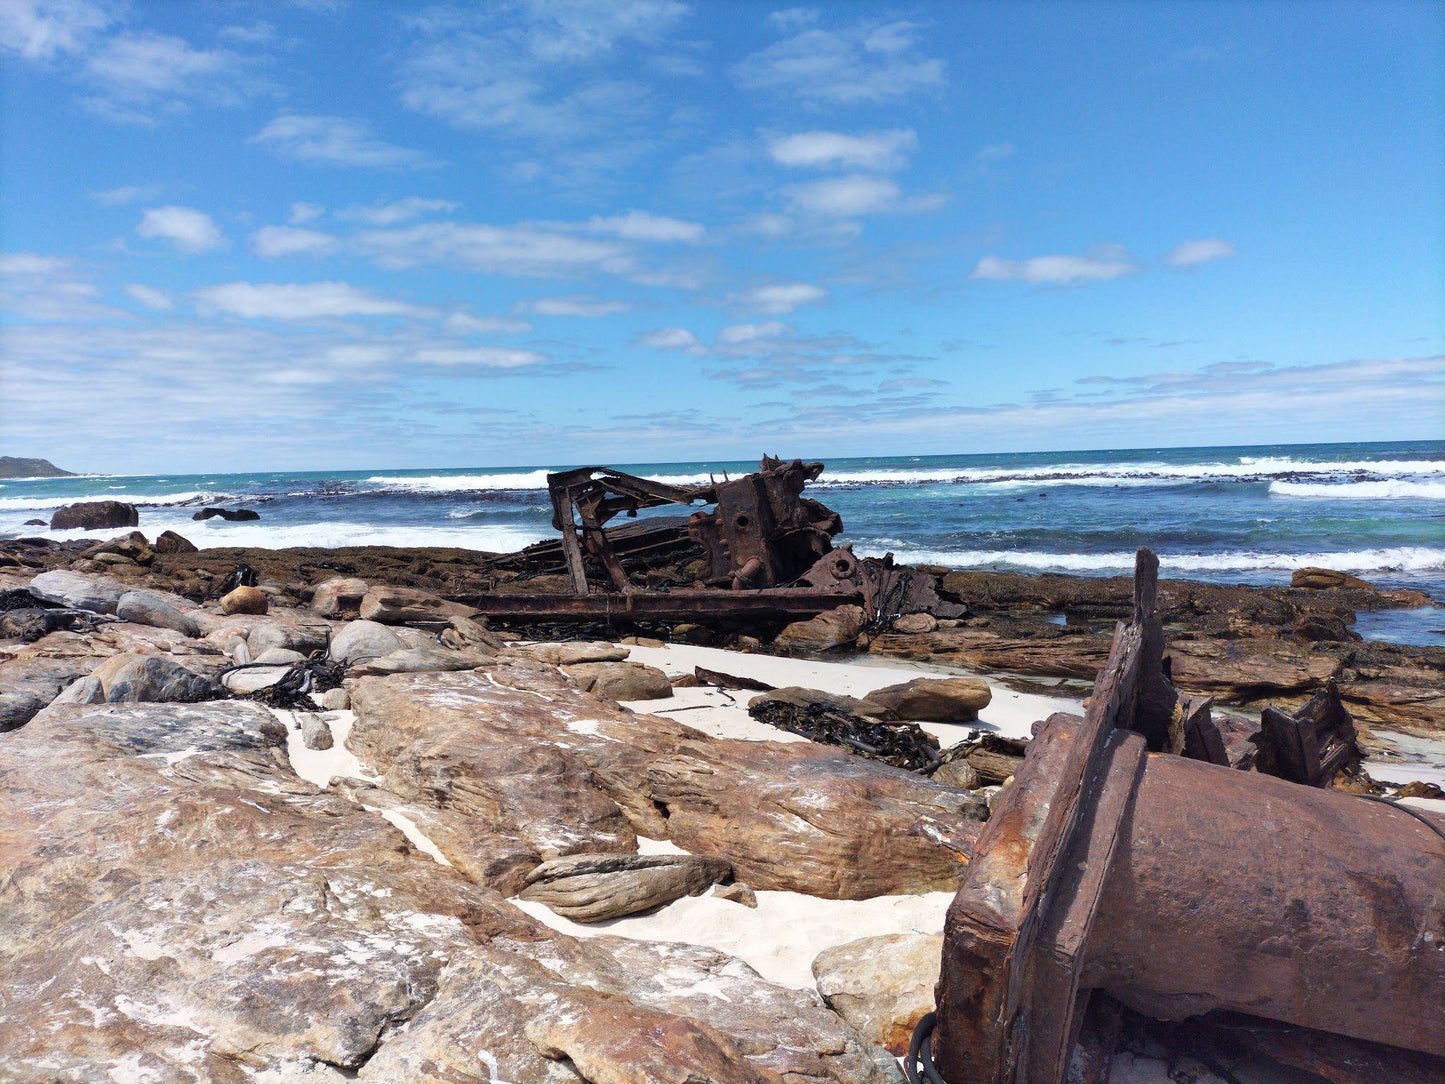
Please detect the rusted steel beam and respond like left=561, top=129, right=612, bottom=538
left=454, top=588, right=865, bottom=623
left=929, top=548, right=1445, bottom=1083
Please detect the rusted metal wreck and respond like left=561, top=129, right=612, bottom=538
left=912, top=549, right=1445, bottom=1084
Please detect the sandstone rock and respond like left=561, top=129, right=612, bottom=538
left=48, top=673, right=104, bottom=707
left=49, top=500, right=137, bottom=530
left=775, top=604, right=867, bottom=653
left=359, top=584, right=476, bottom=623
left=329, top=619, right=405, bottom=665
left=301, top=713, right=334, bottom=750
left=930, top=758, right=980, bottom=790
left=309, top=575, right=369, bottom=616
left=350, top=646, right=495, bottom=676
left=254, top=646, right=305, bottom=665
left=892, top=612, right=938, bottom=634
left=1292, top=567, right=1376, bottom=591
left=621, top=635, right=666, bottom=648
left=84, top=529, right=154, bottom=565
left=711, top=881, right=758, bottom=907
left=439, top=613, right=504, bottom=653
left=749, top=685, right=881, bottom=718
left=859, top=677, right=992, bottom=722
left=246, top=620, right=328, bottom=657
left=0, top=656, right=92, bottom=731
left=90, top=551, right=135, bottom=568
left=509, top=640, right=630, bottom=666
left=222, top=664, right=292, bottom=693
left=116, top=588, right=201, bottom=636
left=92, top=652, right=219, bottom=703
left=812, top=933, right=943, bottom=1055
left=318, top=686, right=350, bottom=710
left=0, top=606, right=74, bottom=641
left=153, top=529, right=198, bottom=553
left=27, top=569, right=126, bottom=613
left=519, top=852, right=733, bottom=922
left=219, top=585, right=267, bottom=615
left=564, top=660, right=673, bottom=701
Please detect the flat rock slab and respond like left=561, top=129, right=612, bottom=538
left=508, top=641, right=631, bottom=665
left=359, top=584, right=476, bottom=623
left=859, top=677, right=991, bottom=722
left=27, top=569, right=126, bottom=613
left=564, top=660, right=674, bottom=701
left=519, top=852, right=733, bottom=922
left=813, top=933, right=944, bottom=1056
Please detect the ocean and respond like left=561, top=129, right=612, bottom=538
left=4, top=440, right=1443, bottom=604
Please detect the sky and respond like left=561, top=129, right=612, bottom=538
left=1, top=0, right=1442, bottom=475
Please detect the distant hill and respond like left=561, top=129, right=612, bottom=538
left=0, top=456, right=76, bottom=479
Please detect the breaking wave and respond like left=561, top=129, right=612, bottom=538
left=1269, top=479, right=1445, bottom=500
left=0, top=490, right=219, bottom=512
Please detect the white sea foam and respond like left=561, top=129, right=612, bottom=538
left=856, top=544, right=1445, bottom=575
left=364, top=470, right=554, bottom=491
left=1269, top=479, right=1445, bottom=500
left=0, top=490, right=217, bottom=511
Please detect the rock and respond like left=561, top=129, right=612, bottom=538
left=859, top=677, right=992, bottom=722
left=301, top=713, right=334, bottom=750
left=91, top=653, right=219, bottom=703
left=116, top=589, right=202, bottom=636
left=84, top=529, right=154, bottom=565
left=222, top=665, right=292, bottom=693
left=246, top=621, right=327, bottom=657
left=930, top=758, right=980, bottom=790
left=775, top=604, right=867, bottom=653
left=983, top=784, right=1007, bottom=813
left=1395, top=780, right=1445, bottom=799
left=219, top=585, right=268, bottom=615
left=318, top=686, right=350, bottom=710
left=0, top=607, right=74, bottom=641
left=1291, top=612, right=1359, bottom=643
left=564, top=660, right=673, bottom=701
left=671, top=622, right=709, bottom=644
left=358, top=585, right=476, bottom=623
left=350, top=647, right=494, bottom=676
left=438, top=613, right=503, bottom=652
left=748, top=685, right=881, bottom=718
left=812, top=934, right=944, bottom=1055
left=892, top=612, right=938, bottom=634
left=621, top=635, right=666, bottom=648
left=192, top=506, right=260, bottom=521
left=49, top=674, right=105, bottom=707
left=1292, top=567, right=1376, bottom=591
left=153, top=529, right=198, bottom=553
left=508, top=640, right=630, bottom=666
left=518, top=852, right=733, bottom=922
left=329, top=619, right=405, bottom=665
left=310, top=575, right=369, bottom=617
left=49, top=500, right=137, bottom=531
left=23, top=519, right=45, bottom=526
left=27, top=569, right=126, bottom=613
left=0, top=657, right=92, bottom=731
left=712, top=881, right=758, bottom=907
left=254, top=647, right=305, bottom=665
left=90, top=551, right=135, bottom=567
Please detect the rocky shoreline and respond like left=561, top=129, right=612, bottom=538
left=1, top=531, right=1442, bottom=1081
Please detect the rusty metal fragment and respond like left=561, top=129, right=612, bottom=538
left=1251, top=678, right=1362, bottom=786
left=929, top=547, right=1445, bottom=1084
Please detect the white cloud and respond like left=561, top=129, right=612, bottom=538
left=136, top=206, right=227, bottom=253
left=0, top=251, right=124, bottom=321
left=974, top=142, right=1015, bottom=164
left=193, top=281, right=434, bottom=321
left=527, top=296, right=632, bottom=317
left=765, top=7, right=820, bottom=31
left=354, top=221, right=634, bottom=277
left=0, top=252, right=71, bottom=275
left=0, top=0, right=117, bottom=60
left=409, top=345, right=545, bottom=368
left=638, top=327, right=706, bottom=355
left=444, top=312, right=533, bottom=335
left=289, top=201, right=325, bottom=225
left=718, top=321, right=790, bottom=344
left=1165, top=239, right=1236, bottom=267
left=336, top=197, right=460, bottom=225
left=785, top=174, right=899, bottom=216
left=79, top=30, right=258, bottom=124
left=735, top=19, right=945, bottom=105
left=735, top=282, right=827, bottom=315
left=584, top=210, right=705, bottom=243
left=124, top=283, right=172, bottom=310
left=91, top=184, right=160, bottom=206
left=769, top=129, right=915, bottom=170
left=971, top=247, right=1137, bottom=286
left=251, top=114, right=439, bottom=170
left=250, top=225, right=339, bottom=259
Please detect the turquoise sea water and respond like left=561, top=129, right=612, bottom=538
left=3, top=441, right=1442, bottom=602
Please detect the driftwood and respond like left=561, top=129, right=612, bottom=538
left=694, top=665, right=774, bottom=692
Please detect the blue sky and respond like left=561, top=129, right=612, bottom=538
left=1, top=0, right=1442, bottom=474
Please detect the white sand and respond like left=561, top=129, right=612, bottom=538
left=619, top=640, right=1082, bottom=745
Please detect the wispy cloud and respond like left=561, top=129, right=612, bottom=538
left=637, top=327, right=706, bottom=355
left=250, top=225, right=339, bottom=259
left=525, top=295, right=633, bottom=317
left=193, top=281, right=434, bottom=321
left=251, top=114, right=440, bottom=170
left=91, top=183, right=161, bottom=206
left=733, top=281, right=828, bottom=315
left=1164, top=238, right=1236, bottom=267
left=583, top=210, right=705, bottom=243
left=769, top=129, right=916, bottom=170
left=971, top=245, right=1137, bottom=286
left=735, top=18, right=945, bottom=105
left=353, top=220, right=634, bottom=277
left=335, top=197, right=459, bottom=225
left=136, top=206, right=227, bottom=253
left=123, top=283, right=172, bottom=310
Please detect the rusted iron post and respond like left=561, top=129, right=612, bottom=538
left=930, top=549, right=1445, bottom=1083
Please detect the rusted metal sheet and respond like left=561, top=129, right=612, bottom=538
left=1252, top=678, right=1361, bottom=785
left=928, top=547, right=1445, bottom=1083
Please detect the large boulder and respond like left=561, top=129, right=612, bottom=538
left=359, top=585, right=476, bottom=624
left=749, top=686, right=881, bottom=718
left=153, top=529, right=198, bottom=554
left=49, top=500, right=137, bottom=531
left=812, top=933, right=943, bottom=1055
left=246, top=621, right=328, bottom=658
left=859, top=677, right=992, bottom=722
left=775, top=604, right=867, bottom=653
left=82, top=530, right=154, bottom=565
left=26, top=569, right=126, bottom=613
left=329, top=619, right=404, bottom=665
left=564, top=660, right=673, bottom=701
left=0, top=657, right=93, bottom=731
left=310, top=575, right=369, bottom=617
left=1291, top=567, right=1376, bottom=591
left=349, top=647, right=494, bottom=676
left=219, top=585, right=268, bottom=615
left=91, top=653, right=219, bottom=703
left=192, top=506, right=260, bottom=521
left=116, top=589, right=202, bottom=637
left=518, top=852, right=733, bottom=922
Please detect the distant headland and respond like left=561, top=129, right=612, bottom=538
left=0, top=456, right=76, bottom=479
